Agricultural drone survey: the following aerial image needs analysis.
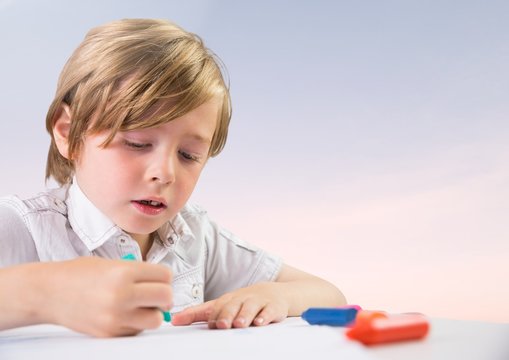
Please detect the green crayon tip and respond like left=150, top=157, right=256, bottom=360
left=163, top=311, right=172, bottom=322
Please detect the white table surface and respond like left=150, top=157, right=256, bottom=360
left=368, top=317, right=509, bottom=360
left=0, top=317, right=507, bottom=360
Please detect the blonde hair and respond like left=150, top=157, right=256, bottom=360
left=45, top=18, right=231, bottom=185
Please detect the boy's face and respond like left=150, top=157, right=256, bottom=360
left=73, top=99, right=218, bottom=244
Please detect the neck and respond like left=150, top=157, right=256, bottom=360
left=130, top=232, right=154, bottom=260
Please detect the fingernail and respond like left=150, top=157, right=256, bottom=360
left=234, top=317, right=246, bottom=327
left=217, top=319, right=230, bottom=329
left=254, top=317, right=264, bottom=326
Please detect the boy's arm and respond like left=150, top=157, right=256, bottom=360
left=172, top=263, right=346, bottom=329
left=273, top=263, right=347, bottom=315
left=0, top=257, right=173, bottom=337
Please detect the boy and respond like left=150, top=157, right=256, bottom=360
left=0, top=18, right=346, bottom=337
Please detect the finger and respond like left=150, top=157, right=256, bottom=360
left=125, top=307, right=164, bottom=331
left=209, top=299, right=243, bottom=329
left=130, top=283, right=173, bottom=310
left=232, top=298, right=264, bottom=328
left=253, top=304, right=287, bottom=327
left=126, top=262, right=172, bottom=283
left=171, top=301, right=215, bottom=326
left=94, top=326, right=142, bottom=338
left=89, top=310, right=158, bottom=338
left=114, top=327, right=143, bottom=337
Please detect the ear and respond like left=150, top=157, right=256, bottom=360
left=52, top=103, right=72, bottom=159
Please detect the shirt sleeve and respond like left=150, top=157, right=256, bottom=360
left=202, top=215, right=283, bottom=301
left=0, top=197, right=39, bottom=267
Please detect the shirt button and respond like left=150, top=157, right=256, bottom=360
left=168, top=236, right=175, bottom=245
left=191, top=284, right=202, bottom=299
left=119, top=236, right=127, bottom=244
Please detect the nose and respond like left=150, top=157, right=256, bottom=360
left=149, top=153, right=176, bottom=185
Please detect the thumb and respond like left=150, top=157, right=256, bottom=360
left=171, top=300, right=216, bottom=326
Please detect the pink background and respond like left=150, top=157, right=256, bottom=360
left=1, top=1, right=507, bottom=323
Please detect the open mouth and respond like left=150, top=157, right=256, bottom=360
left=132, top=200, right=167, bottom=209
left=135, top=200, right=165, bottom=208
left=131, top=199, right=167, bottom=215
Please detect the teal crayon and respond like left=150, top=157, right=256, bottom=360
left=121, top=253, right=172, bottom=322
left=121, top=253, right=136, bottom=261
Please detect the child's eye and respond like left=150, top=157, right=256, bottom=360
left=179, top=150, right=200, bottom=162
left=124, top=140, right=151, bottom=149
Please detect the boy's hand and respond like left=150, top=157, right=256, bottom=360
left=171, top=264, right=347, bottom=329
left=171, top=282, right=288, bottom=329
left=37, top=257, right=173, bottom=337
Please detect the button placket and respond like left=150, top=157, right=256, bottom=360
left=118, top=235, right=138, bottom=259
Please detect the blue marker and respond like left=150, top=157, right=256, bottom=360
left=121, top=254, right=172, bottom=322
left=301, top=307, right=359, bottom=326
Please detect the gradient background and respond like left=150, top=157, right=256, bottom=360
left=1, top=0, right=507, bottom=322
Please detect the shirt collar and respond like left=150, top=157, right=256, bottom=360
left=66, top=179, right=124, bottom=251
left=155, top=210, right=194, bottom=246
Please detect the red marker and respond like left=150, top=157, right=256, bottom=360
left=346, top=311, right=430, bottom=345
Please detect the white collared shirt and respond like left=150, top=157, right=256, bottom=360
left=0, top=183, right=282, bottom=312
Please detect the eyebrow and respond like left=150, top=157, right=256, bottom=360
left=188, top=133, right=212, bottom=145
